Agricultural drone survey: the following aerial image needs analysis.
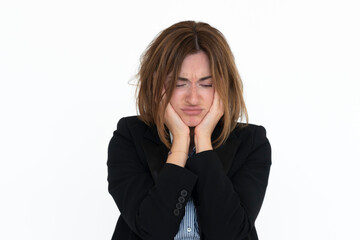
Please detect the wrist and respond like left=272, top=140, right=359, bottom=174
left=166, top=151, right=187, bottom=167
left=195, top=135, right=213, bottom=153
left=172, top=135, right=190, bottom=152
left=166, top=134, right=190, bottom=168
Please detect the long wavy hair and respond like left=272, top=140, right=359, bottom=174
left=136, top=21, right=248, bottom=149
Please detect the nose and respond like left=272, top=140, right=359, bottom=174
left=186, top=84, right=199, bottom=105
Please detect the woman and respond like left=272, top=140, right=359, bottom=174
left=107, top=21, right=271, bottom=240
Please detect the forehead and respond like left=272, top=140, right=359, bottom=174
left=179, top=51, right=211, bottom=77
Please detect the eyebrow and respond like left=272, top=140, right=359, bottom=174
left=177, top=76, right=212, bottom=81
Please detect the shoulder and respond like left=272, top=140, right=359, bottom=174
left=231, top=123, right=271, bottom=160
left=218, top=122, right=272, bottom=177
left=114, top=116, right=151, bottom=134
left=112, top=116, right=146, bottom=139
left=113, top=115, right=159, bottom=142
left=115, top=115, right=146, bottom=129
left=232, top=123, right=269, bottom=143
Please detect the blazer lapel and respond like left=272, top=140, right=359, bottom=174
left=142, top=126, right=169, bottom=181
left=213, top=131, right=240, bottom=174
left=207, top=123, right=242, bottom=174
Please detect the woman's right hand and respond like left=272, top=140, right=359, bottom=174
left=164, top=102, right=190, bottom=167
left=164, top=102, right=190, bottom=138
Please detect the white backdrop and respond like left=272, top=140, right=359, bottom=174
left=1, top=0, right=359, bottom=239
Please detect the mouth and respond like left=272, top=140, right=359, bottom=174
left=181, top=108, right=203, bottom=116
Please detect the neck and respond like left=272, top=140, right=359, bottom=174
left=189, top=127, right=195, bottom=138
left=189, top=127, right=195, bottom=152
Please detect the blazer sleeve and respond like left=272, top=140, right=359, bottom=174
left=186, top=125, right=271, bottom=240
left=107, top=118, right=198, bottom=240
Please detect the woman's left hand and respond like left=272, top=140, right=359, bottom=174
left=194, top=90, right=224, bottom=152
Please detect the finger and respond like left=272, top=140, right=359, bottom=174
left=165, top=102, right=174, bottom=116
left=214, top=90, right=224, bottom=117
left=165, top=102, right=180, bottom=125
left=164, top=102, right=172, bottom=120
left=214, top=90, right=219, bottom=107
left=218, top=94, right=225, bottom=117
left=212, top=90, right=221, bottom=111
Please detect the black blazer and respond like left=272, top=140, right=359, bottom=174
left=107, top=116, right=271, bottom=240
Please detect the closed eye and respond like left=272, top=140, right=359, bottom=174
left=200, top=84, right=213, bottom=88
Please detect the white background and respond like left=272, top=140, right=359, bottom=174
left=1, top=0, right=359, bottom=239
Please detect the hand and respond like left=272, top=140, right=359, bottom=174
left=163, top=95, right=190, bottom=167
left=164, top=98, right=190, bottom=138
left=194, top=90, right=224, bottom=152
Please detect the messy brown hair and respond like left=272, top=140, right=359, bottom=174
left=136, top=21, right=248, bottom=149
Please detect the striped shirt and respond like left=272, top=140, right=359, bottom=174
left=173, top=146, right=200, bottom=239
left=174, top=198, right=200, bottom=239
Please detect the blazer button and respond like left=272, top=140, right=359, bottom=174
left=176, top=203, right=182, bottom=209
left=178, top=196, right=185, bottom=203
left=180, top=190, right=188, bottom=197
left=173, top=209, right=180, bottom=216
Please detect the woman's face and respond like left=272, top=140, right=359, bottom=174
left=169, top=51, right=215, bottom=127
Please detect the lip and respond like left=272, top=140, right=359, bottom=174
left=181, top=108, right=203, bottom=116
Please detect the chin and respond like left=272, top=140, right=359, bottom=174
left=183, top=117, right=202, bottom=127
